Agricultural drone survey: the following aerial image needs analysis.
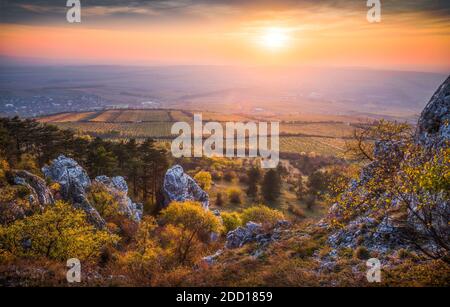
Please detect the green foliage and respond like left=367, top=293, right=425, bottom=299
left=246, top=167, right=261, bottom=198
left=241, top=205, right=285, bottom=227
left=262, top=169, right=281, bottom=201
left=0, top=201, right=118, bottom=261
left=221, top=212, right=242, bottom=233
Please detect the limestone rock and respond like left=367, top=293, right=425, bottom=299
left=42, top=155, right=106, bottom=229
left=42, top=155, right=91, bottom=200
left=415, top=76, right=449, bottom=148
left=94, top=175, right=143, bottom=222
left=162, top=165, right=209, bottom=208
left=12, top=170, right=54, bottom=210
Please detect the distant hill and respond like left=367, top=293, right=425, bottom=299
left=0, top=65, right=447, bottom=118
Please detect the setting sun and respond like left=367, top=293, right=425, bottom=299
left=259, top=27, right=291, bottom=51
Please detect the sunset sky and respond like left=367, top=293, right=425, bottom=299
left=0, top=0, right=449, bottom=72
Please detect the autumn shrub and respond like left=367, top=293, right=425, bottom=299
left=194, top=171, right=212, bottom=191
left=159, top=201, right=223, bottom=265
left=215, top=192, right=224, bottom=207
left=221, top=212, right=242, bottom=233
left=0, top=201, right=118, bottom=261
left=226, top=187, right=242, bottom=205
left=223, top=171, right=237, bottom=182
left=241, top=205, right=285, bottom=227
left=87, top=183, right=121, bottom=220
left=0, top=185, right=32, bottom=225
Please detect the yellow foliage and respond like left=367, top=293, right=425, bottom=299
left=221, top=211, right=242, bottom=233
left=87, top=183, right=121, bottom=220
left=241, top=205, right=285, bottom=227
left=194, top=171, right=212, bottom=191
left=159, top=201, right=223, bottom=264
left=226, top=187, right=242, bottom=204
left=0, top=201, right=118, bottom=261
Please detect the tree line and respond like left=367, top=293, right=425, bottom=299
left=0, top=117, right=169, bottom=206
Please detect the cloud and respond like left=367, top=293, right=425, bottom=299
left=0, top=0, right=449, bottom=26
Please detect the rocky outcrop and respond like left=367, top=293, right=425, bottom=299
left=42, top=155, right=144, bottom=228
left=42, top=155, right=105, bottom=229
left=42, top=155, right=91, bottom=200
left=12, top=170, right=54, bottom=210
left=94, top=175, right=143, bottom=222
left=327, top=76, right=450, bottom=255
left=225, top=220, right=290, bottom=250
left=225, top=222, right=263, bottom=249
left=328, top=216, right=407, bottom=253
left=162, top=165, right=209, bottom=209
left=415, top=76, right=449, bottom=148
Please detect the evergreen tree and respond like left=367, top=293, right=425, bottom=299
left=262, top=169, right=281, bottom=202
left=246, top=166, right=261, bottom=197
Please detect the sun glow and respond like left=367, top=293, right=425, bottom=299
left=259, top=27, right=291, bottom=51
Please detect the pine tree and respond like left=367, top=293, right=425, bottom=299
left=262, top=169, right=281, bottom=202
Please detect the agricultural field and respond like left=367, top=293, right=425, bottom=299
left=52, top=121, right=173, bottom=138
left=37, top=111, right=97, bottom=123
left=279, top=122, right=355, bottom=138
left=38, top=109, right=359, bottom=157
left=279, top=136, right=347, bottom=157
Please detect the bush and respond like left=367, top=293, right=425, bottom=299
left=87, top=183, right=121, bottom=220
left=223, top=171, right=237, bottom=182
left=241, top=205, right=285, bottom=227
left=0, top=201, right=118, bottom=261
left=227, top=187, right=242, bottom=205
left=221, top=212, right=242, bottom=233
left=159, top=201, right=223, bottom=264
left=215, top=192, right=224, bottom=207
left=194, top=171, right=212, bottom=191
left=354, top=246, right=371, bottom=260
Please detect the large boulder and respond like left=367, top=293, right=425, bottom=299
left=42, top=155, right=90, bottom=200
left=415, top=76, right=449, bottom=148
left=42, top=155, right=105, bottom=229
left=94, top=175, right=143, bottom=222
left=162, top=165, right=209, bottom=209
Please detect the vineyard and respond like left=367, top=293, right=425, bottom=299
left=37, top=109, right=357, bottom=157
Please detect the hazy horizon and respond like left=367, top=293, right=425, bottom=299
left=1, top=1, right=449, bottom=72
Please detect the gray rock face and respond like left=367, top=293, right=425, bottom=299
left=42, top=155, right=91, bottom=200
left=12, top=170, right=54, bottom=210
left=225, top=220, right=290, bottom=250
left=415, top=76, right=449, bottom=148
left=225, top=222, right=263, bottom=249
left=328, top=216, right=407, bottom=253
left=163, top=165, right=209, bottom=208
left=94, top=175, right=143, bottom=222
left=327, top=77, right=450, bottom=255
left=42, top=155, right=105, bottom=229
